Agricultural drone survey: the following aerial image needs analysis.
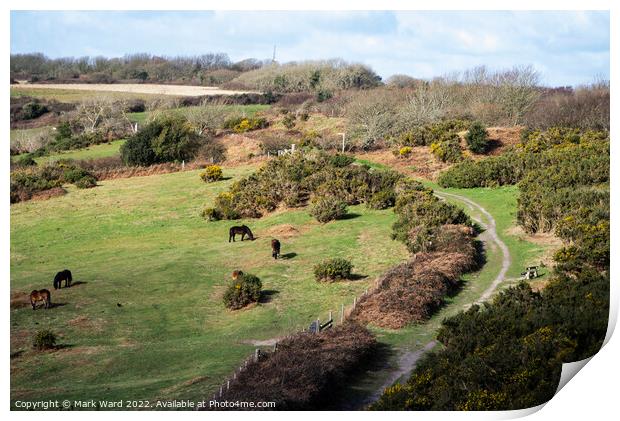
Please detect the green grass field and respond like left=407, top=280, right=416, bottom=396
left=10, top=165, right=409, bottom=406
left=127, top=104, right=270, bottom=124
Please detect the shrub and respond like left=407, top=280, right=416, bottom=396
left=465, top=121, right=489, bottom=153
left=16, top=154, right=37, bottom=167
left=74, top=175, right=97, bottom=189
left=282, top=114, right=296, bottom=129
left=212, top=192, right=240, bottom=220
left=200, top=165, right=223, bottom=183
left=309, top=195, right=347, bottom=223
left=223, top=273, right=262, bottom=310
left=430, top=137, right=462, bottom=163
left=121, top=115, right=201, bottom=166
left=201, top=207, right=221, bottom=221
left=32, top=330, right=56, bottom=350
left=22, top=102, right=48, bottom=120
left=10, top=161, right=98, bottom=203
left=224, top=116, right=269, bottom=133
left=314, top=258, right=353, bottom=282
left=329, top=153, right=355, bottom=168
left=398, top=146, right=413, bottom=157
left=367, top=190, right=396, bottom=210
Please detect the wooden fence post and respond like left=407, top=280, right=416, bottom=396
left=341, top=303, right=344, bottom=323
left=353, top=296, right=357, bottom=309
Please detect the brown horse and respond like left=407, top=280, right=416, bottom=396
left=229, top=225, right=254, bottom=242
left=271, top=239, right=281, bottom=259
left=30, top=289, right=51, bottom=310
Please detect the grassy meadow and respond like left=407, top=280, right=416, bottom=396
left=10, top=164, right=409, bottom=406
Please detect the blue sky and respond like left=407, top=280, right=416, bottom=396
left=10, top=10, right=610, bottom=86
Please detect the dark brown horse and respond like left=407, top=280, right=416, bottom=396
left=53, top=269, right=72, bottom=289
left=30, top=289, right=51, bottom=310
left=229, top=225, right=254, bottom=242
left=271, top=239, right=281, bottom=259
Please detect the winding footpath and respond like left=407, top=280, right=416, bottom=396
left=361, top=189, right=512, bottom=407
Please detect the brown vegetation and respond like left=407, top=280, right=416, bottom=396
left=349, top=224, right=479, bottom=329
left=212, top=322, right=376, bottom=410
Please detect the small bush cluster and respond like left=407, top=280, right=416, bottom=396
left=32, top=329, right=57, bottom=350
left=438, top=129, right=609, bottom=189
left=313, top=258, right=353, bottom=282
left=223, top=273, right=262, bottom=310
left=202, top=152, right=402, bottom=221
left=309, top=196, right=348, bottom=223
left=10, top=161, right=98, bottom=203
left=200, top=165, right=223, bottom=183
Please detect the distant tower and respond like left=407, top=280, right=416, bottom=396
left=272, top=45, right=277, bottom=63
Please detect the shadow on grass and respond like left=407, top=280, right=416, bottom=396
left=260, top=289, right=280, bottom=304
left=338, top=213, right=361, bottom=220
left=279, top=252, right=297, bottom=259
left=348, top=274, right=369, bottom=281
left=70, top=281, right=88, bottom=287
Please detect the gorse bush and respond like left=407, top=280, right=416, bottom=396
left=394, top=120, right=469, bottom=147
left=223, top=273, right=262, bottom=310
left=121, top=115, right=202, bottom=166
left=200, top=165, right=223, bottom=183
left=398, top=146, right=413, bottom=157
left=203, top=152, right=402, bottom=220
left=223, top=116, right=268, bottom=133
left=430, top=137, right=463, bottom=163
left=10, top=161, right=98, bottom=203
left=309, top=196, right=348, bottom=223
left=314, top=258, right=353, bottom=282
left=438, top=130, right=609, bottom=189
left=32, top=329, right=57, bottom=350
left=465, top=121, right=489, bottom=153
left=391, top=181, right=471, bottom=253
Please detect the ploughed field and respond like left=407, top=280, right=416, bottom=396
left=10, top=165, right=409, bottom=405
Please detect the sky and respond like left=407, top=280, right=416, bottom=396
left=10, top=10, right=610, bottom=87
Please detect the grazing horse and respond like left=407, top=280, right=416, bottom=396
left=232, top=270, right=244, bottom=280
left=30, top=289, right=51, bottom=310
left=271, top=239, right=281, bottom=259
left=53, top=269, right=72, bottom=289
left=229, top=225, right=254, bottom=242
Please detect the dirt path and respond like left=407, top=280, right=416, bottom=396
left=362, top=189, right=512, bottom=408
